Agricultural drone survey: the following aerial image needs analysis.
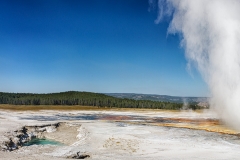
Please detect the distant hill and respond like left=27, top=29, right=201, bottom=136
left=105, top=93, right=209, bottom=104
left=0, top=91, right=186, bottom=109
left=0, top=91, right=204, bottom=110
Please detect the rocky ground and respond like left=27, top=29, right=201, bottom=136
left=1, top=109, right=240, bottom=159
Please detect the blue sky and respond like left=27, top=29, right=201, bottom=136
left=0, top=0, right=208, bottom=96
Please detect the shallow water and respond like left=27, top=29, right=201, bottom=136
left=23, top=138, right=63, bottom=146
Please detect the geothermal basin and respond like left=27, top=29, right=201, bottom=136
left=1, top=108, right=240, bottom=159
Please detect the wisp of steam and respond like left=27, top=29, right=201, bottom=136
left=151, top=0, right=240, bottom=130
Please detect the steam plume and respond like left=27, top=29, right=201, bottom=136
left=152, top=0, right=240, bottom=129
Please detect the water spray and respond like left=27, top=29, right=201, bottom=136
left=152, top=0, right=240, bottom=130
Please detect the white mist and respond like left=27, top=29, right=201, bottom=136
left=152, top=0, right=240, bottom=129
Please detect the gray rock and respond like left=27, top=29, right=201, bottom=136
left=67, top=151, right=90, bottom=159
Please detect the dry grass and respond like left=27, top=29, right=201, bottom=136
left=0, top=104, right=204, bottom=113
left=0, top=104, right=164, bottom=112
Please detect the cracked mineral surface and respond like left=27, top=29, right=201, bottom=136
left=1, top=109, right=240, bottom=160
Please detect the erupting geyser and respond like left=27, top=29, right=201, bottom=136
left=151, top=0, right=240, bottom=130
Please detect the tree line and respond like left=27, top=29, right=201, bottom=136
left=0, top=91, right=202, bottom=110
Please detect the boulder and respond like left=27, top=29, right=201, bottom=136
left=67, top=151, right=90, bottom=159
